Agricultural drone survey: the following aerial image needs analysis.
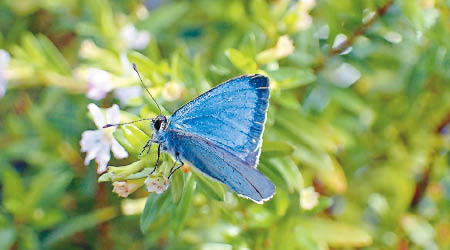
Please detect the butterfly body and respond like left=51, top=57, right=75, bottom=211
left=152, top=74, right=275, bottom=203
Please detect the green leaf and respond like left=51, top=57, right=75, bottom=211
left=261, top=141, right=296, bottom=158
left=225, top=48, right=258, bottom=73
left=140, top=192, right=170, bottom=233
left=0, top=229, right=16, bottom=250
left=171, top=170, right=185, bottom=204
left=399, top=0, right=424, bottom=32
left=1, top=166, right=26, bottom=215
left=107, top=160, right=149, bottom=181
left=298, top=218, right=372, bottom=248
left=192, top=168, right=226, bottom=201
left=268, top=157, right=303, bottom=192
left=121, top=124, right=149, bottom=152
left=113, top=129, right=136, bottom=156
left=139, top=2, right=189, bottom=32
left=267, top=68, right=316, bottom=89
left=37, top=34, right=71, bottom=75
left=173, top=174, right=196, bottom=234
left=44, top=207, right=118, bottom=247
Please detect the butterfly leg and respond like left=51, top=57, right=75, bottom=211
left=168, top=153, right=184, bottom=179
left=140, top=134, right=154, bottom=156
left=149, top=143, right=162, bottom=175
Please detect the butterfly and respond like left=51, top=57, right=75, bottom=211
left=106, top=65, right=275, bottom=204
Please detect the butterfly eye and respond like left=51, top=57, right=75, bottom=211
left=153, top=120, right=162, bottom=131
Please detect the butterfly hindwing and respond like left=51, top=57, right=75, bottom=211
left=168, top=74, right=269, bottom=168
left=167, top=131, right=275, bottom=203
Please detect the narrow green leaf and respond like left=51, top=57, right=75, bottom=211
left=174, top=174, right=196, bottom=234
left=171, top=170, right=185, bottom=204
left=1, top=166, right=26, bottom=215
left=225, top=48, right=258, bottom=73
left=298, top=218, right=372, bottom=248
left=267, top=68, right=316, bottom=89
left=113, top=129, right=136, bottom=156
left=140, top=192, right=170, bottom=233
left=44, top=207, right=118, bottom=247
left=261, top=140, right=296, bottom=158
left=139, top=2, right=189, bottom=32
left=192, top=169, right=226, bottom=201
left=121, top=124, right=149, bottom=152
left=37, top=34, right=71, bottom=75
left=268, top=157, right=303, bottom=192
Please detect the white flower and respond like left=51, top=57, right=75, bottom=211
left=79, top=40, right=100, bottom=59
left=85, top=68, right=113, bottom=101
left=113, top=53, right=142, bottom=105
left=114, top=86, right=142, bottom=106
left=295, top=12, right=313, bottom=31
left=80, top=103, right=128, bottom=173
left=256, top=35, right=295, bottom=64
left=276, top=35, right=295, bottom=58
left=112, top=180, right=142, bottom=198
left=299, top=0, right=316, bottom=11
left=300, top=186, right=319, bottom=210
left=119, top=52, right=135, bottom=76
left=121, top=24, right=150, bottom=50
left=145, top=174, right=170, bottom=194
left=0, top=49, right=10, bottom=98
left=161, top=81, right=185, bottom=101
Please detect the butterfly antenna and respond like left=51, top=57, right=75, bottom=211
left=132, top=63, right=162, bottom=115
left=103, top=118, right=152, bottom=128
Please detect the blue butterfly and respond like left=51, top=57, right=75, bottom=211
left=107, top=66, right=275, bottom=204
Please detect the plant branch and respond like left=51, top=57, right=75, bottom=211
left=313, top=0, right=394, bottom=72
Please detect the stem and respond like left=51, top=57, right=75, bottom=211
left=313, top=0, right=394, bottom=72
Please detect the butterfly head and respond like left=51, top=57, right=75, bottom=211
left=152, top=115, right=168, bottom=131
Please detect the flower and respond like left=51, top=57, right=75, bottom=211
left=299, top=0, right=316, bottom=11
left=161, top=81, right=185, bottom=101
left=112, top=179, right=144, bottom=198
left=0, top=49, right=10, bottom=98
left=84, top=68, right=113, bottom=101
left=144, top=174, right=170, bottom=194
left=295, top=12, right=313, bottom=31
left=121, top=24, right=150, bottom=50
left=256, top=35, right=295, bottom=65
left=294, top=0, right=315, bottom=31
left=300, top=186, right=319, bottom=210
left=80, top=103, right=128, bottom=173
left=275, top=35, right=295, bottom=58
left=114, top=86, right=142, bottom=106
left=113, top=53, right=142, bottom=105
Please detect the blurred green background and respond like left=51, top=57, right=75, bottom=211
left=1, top=0, right=449, bottom=249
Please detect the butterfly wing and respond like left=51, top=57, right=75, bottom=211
left=167, top=131, right=275, bottom=203
left=169, top=74, right=269, bottom=167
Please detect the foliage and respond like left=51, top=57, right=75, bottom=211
left=1, top=0, right=449, bottom=249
